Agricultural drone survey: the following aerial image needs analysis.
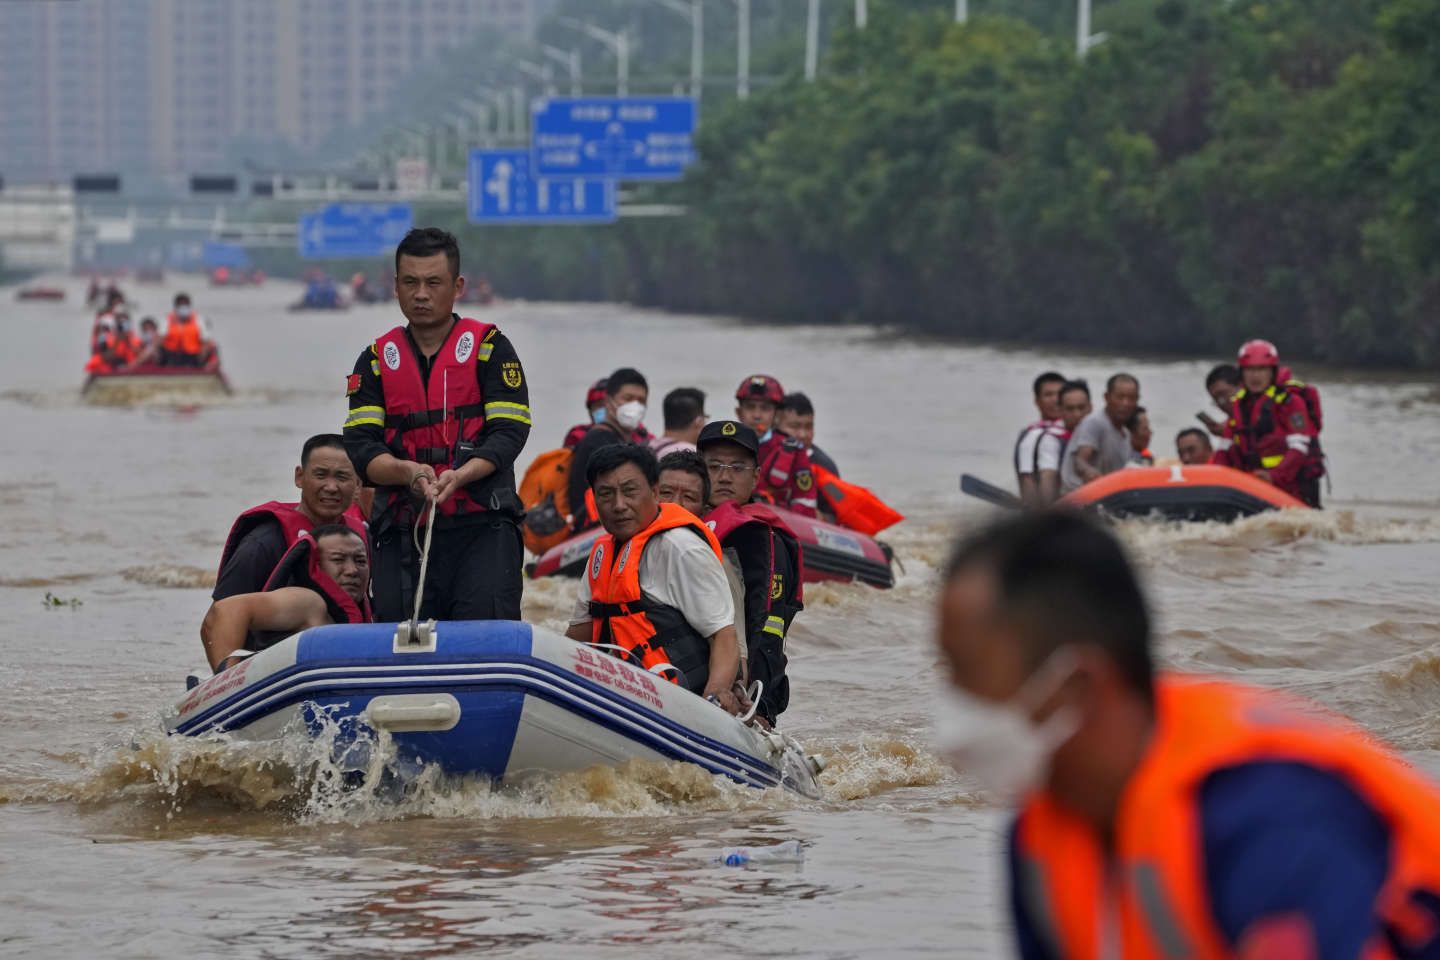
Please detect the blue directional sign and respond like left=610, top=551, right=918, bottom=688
left=532, top=96, right=696, bottom=181
left=297, top=202, right=413, bottom=259
left=202, top=240, right=251, bottom=269
left=467, top=149, right=615, bottom=225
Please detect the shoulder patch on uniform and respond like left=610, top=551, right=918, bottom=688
left=346, top=373, right=362, bottom=396
left=770, top=573, right=784, bottom=600
left=796, top=471, right=813, bottom=491
left=1290, top=413, right=1306, bottom=429
left=502, top=361, right=523, bottom=389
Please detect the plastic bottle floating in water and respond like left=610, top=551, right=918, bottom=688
left=713, top=839, right=805, bottom=867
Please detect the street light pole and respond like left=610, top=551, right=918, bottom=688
left=517, top=59, right=556, bottom=96
left=647, top=0, right=703, bottom=100
left=856, top=0, right=867, bottom=29
left=956, top=0, right=968, bottom=22
left=805, top=0, right=820, bottom=81
left=735, top=0, right=750, bottom=99
left=542, top=44, right=582, bottom=96
left=560, top=18, right=629, bottom=96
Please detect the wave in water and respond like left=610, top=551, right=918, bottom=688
left=121, top=565, right=216, bottom=589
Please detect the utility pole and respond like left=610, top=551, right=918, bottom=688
left=542, top=44, right=582, bottom=96
left=648, top=0, right=703, bottom=100
left=735, top=0, right=750, bottom=99
left=956, top=0, right=968, bottom=23
left=856, top=0, right=867, bottom=29
left=561, top=18, right=629, bottom=96
left=805, top=0, right=821, bottom=81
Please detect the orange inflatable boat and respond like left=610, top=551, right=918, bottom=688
left=1059, top=464, right=1307, bottom=521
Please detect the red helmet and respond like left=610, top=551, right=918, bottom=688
left=735, top=374, right=785, bottom=405
left=1237, top=339, right=1279, bottom=368
left=585, top=378, right=608, bottom=408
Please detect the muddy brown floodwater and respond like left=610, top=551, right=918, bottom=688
left=2, top=275, right=1439, bottom=957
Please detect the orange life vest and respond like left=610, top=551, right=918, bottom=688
left=162, top=313, right=203, bottom=355
left=1014, top=675, right=1440, bottom=959
left=519, top=447, right=576, bottom=554
left=812, top=464, right=903, bottom=536
left=585, top=502, right=724, bottom=693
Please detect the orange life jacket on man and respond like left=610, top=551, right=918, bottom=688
left=1013, top=675, right=1440, bottom=959
left=373, top=317, right=498, bottom=524
left=162, top=312, right=204, bottom=355
left=584, top=502, right=724, bottom=693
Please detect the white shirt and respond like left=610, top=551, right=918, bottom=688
left=570, top=527, right=735, bottom=639
left=1036, top=426, right=1069, bottom=473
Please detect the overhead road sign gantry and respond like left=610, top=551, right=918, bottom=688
left=468, top=149, right=615, bottom=225
left=297, top=202, right=412, bottom=259
left=532, top=96, right=696, bottom=181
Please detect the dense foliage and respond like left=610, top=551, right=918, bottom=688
left=449, top=0, right=1440, bottom=366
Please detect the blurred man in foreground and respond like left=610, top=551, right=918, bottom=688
left=935, top=511, right=1440, bottom=959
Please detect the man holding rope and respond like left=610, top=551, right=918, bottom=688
left=343, top=227, right=532, bottom=622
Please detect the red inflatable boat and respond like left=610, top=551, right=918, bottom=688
left=527, top=506, right=897, bottom=589
left=1060, top=464, right=1307, bottom=521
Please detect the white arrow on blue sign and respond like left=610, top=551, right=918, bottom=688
left=467, top=149, right=615, bottom=224
left=532, top=96, right=696, bottom=181
left=297, top=203, right=414, bottom=259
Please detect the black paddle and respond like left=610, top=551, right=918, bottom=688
left=959, top=473, right=1023, bottom=509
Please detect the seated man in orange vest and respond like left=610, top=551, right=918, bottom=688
left=160, top=292, right=214, bottom=367
left=564, top=444, right=744, bottom=715
left=934, top=511, right=1440, bottom=960
left=202, top=524, right=372, bottom=672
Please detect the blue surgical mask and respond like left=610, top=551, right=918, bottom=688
left=591, top=408, right=606, bottom=424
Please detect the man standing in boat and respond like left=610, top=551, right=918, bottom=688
left=565, top=444, right=744, bottom=714
left=343, top=228, right=532, bottom=622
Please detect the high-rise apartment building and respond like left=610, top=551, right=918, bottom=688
left=0, top=0, right=545, bottom=180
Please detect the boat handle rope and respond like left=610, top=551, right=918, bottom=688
left=396, top=493, right=439, bottom=648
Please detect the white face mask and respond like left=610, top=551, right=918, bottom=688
left=614, top=401, right=646, bottom=432
left=176, top=305, right=193, bottom=319
left=933, top=649, right=1081, bottom=803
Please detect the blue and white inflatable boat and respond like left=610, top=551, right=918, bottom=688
left=167, top=620, right=823, bottom=798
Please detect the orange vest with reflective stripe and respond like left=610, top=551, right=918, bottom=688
left=585, top=502, right=723, bottom=691
left=162, top=313, right=203, bottom=354
left=1015, top=675, right=1440, bottom=959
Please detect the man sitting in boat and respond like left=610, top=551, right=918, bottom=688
left=1033, top=380, right=1092, bottom=505
left=657, top=449, right=712, bottom=518
left=564, top=444, right=745, bottom=715
left=127, top=317, right=161, bottom=368
left=160, top=293, right=215, bottom=367
left=210, top=435, right=367, bottom=648
left=698, top=420, right=804, bottom=726
left=776, top=392, right=841, bottom=478
left=1060, top=373, right=1141, bottom=494
left=566, top=368, right=651, bottom=532
left=734, top=374, right=818, bottom=518
left=1127, top=407, right=1155, bottom=466
left=202, top=524, right=372, bottom=672
left=1200, top=363, right=1241, bottom=437
left=648, top=386, right=707, bottom=458
left=1175, top=427, right=1213, bottom=466
left=1015, top=372, right=1066, bottom=507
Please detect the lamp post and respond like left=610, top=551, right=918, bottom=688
left=516, top=59, right=556, bottom=96
left=560, top=18, right=629, bottom=96
left=647, top=0, right=703, bottom=100
left=542, top=44, right=582, bottom=96
left=729, top=0, right=750, bottom=99
left=956, top=0, right=967, bottom=22
left=855, top=0, right=867, bottom=28
left=805, top=0, right=820, bottom=81
left=1076, top=0, right=1107, bottom=57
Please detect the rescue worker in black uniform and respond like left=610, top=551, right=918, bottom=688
left=343, top=227, right=531, bottom=621
left=698, top=420, right=804, bottom=726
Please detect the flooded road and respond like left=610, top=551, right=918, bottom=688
left=2, top=275, right=1439, bottom=957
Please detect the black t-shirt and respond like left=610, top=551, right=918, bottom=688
left=211, top=520, right=286, bottom=601
left=567, top=424, right=628, bottom=531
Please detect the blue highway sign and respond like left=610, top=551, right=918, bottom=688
left=201, top=240, right=251, bottom=268
left=468, top=149, right=615, bottom=224
left=532, top=96, right=696, bottom=181
left=297, top=202, right=413, bottom=259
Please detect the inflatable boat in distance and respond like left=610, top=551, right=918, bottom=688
left=1060, top=464, right=1308, bottom=521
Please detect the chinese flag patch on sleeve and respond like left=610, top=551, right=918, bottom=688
left=346, top=373, right=362, bottom=396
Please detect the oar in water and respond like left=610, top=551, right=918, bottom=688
left=959, top=474, right=1023, bottom=509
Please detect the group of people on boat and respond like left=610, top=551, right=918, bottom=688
left=1014, top=339, right=1325, bottom=508
left=85, top=291, right=217, bottom=374
left=200, top=227, right=897, bottom=728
